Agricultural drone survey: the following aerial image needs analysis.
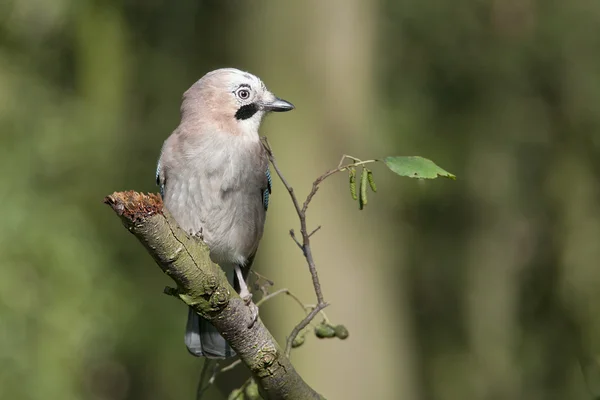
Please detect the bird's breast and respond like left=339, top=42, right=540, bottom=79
left=162, top=133, right=267, bottom=266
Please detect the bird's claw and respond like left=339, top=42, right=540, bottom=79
left=189, top=227, right=204, bottom=241
left=235, top=264, right=258, bottom=328
left=241, top=292, right=259, bottom=328
left=247, top=302, right=259, bottom=329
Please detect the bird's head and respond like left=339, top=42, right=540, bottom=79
left=181, top=68, right=294, bottom=138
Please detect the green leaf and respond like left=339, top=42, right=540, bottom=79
left=383, top=156, right=456, bottom=180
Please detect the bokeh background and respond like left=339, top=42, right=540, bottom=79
left=2, top=0, right=600, bottom=399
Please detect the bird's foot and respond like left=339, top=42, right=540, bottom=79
left=189, top=227, right=204, bottom=242
left=240, top=290, right=259, bottom=328
left=235, top=264, right=259, bottom=328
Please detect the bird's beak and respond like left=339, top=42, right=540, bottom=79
left=261, top=97, right=295, bottom=112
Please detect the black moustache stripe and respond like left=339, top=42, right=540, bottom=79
left=235, top=103, right=259, bottom=120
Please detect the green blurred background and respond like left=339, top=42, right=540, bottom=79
left=2, top=0, right=600, bottom=399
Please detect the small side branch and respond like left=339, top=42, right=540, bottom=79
left=289, top=229, right=304, bottom=251
left=265, top=143, right=327, bottom=306
left=196, top=359, right=243, bottom=400
left=264, top=140, right=366, bottom=356
left=285, top=303, right=329, bottom=358
left=256, top=288, right=306, bottom=310
left=308, top=226, right=322, bottom=238
left=261, top=144, right=373, bottom=356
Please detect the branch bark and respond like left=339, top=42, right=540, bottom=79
left=104, top=191, right=323, bottom=400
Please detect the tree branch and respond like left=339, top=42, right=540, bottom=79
left=265, top=146, right=326, bottom=306
left=262, top=140, right=348, bottom=357
left=104, top=191, right=323, bottom=400
left=261, top=145, right=368, bottom=358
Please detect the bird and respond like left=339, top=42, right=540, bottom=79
left=156, top=68, right=294, bottom=358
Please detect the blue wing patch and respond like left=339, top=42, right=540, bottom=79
left=156, top=160, right=164, bottom=197
left=263, top=167, right=272, bottom=211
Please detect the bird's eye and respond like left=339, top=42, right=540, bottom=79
left=237, top=88, right=251, bottom=100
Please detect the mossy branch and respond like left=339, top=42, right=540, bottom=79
left=104, top=191, right=323, bottom=400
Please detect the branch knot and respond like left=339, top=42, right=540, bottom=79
left=208, top=285, right=230, bottom=310
left=253, top=343, right=279, bottom=377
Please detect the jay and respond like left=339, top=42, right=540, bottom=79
left=156, top=68, right=294, bottom=358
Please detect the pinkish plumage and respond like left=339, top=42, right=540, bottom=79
left=156, top=68, right=293, bottom=358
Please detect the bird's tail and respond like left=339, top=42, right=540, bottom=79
left=184, top=264, right=237, bottom=358
left=185, top=307, right=235, bottom=358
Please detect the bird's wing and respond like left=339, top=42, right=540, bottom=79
left=239, top=165, right=271, bottom=287
left=263, top=166, right=272, bottom=211
left=156, top=159, right=165, bottom=197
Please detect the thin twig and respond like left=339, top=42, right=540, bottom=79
left=196, top=360, right=220, bottom=400
left=196, top=359, right=243, bottom=400
left=251, top=270, right=274, bottom=296
left=338, top=154, right=378, bottom=169
left=285, top=303, right=328, bottom=357
left=251, top=270, right=274, bottom=285
left=308, top=226, right=321, bottom=238
left=219, top=359, right=242, bottom=374
left=289, top=229, right=303, bottom=251
left=265, top=142, right=326, bottom=304
left=257, top=288, right=333, bottom=331
left=262, top=139, right=373, bottom=357
left=304, top=304, right=332, bottom=324
left=262, top=139, right=305, bottom=218
left=256, top=288, right=307, bottom=311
